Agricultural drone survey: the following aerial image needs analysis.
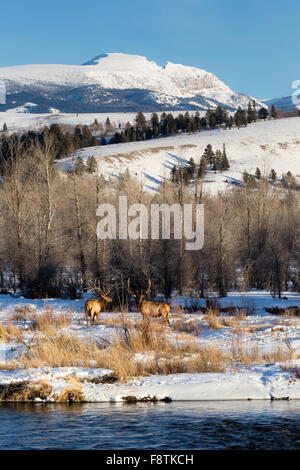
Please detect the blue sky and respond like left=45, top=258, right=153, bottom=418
left=0, top=0, right=299, bottom=99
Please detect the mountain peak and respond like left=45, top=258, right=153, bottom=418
left=0, top=52, right=265, bottom=113
left=82, top=52, right=153, bottom=68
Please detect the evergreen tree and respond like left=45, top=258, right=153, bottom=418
left=255, top=167, right=261, bottom=179
left=86, top=156, right=98, bottom=174
left=234, top=107, right=242, bottom=128
left=252, top=101, right=258, bottom=122
left=243, top=171, right=249, bottom=184
left=221, top=144, right=230, bottom=170
left=171, top=165, right=178, bottom=183
left=151, top=113, right=160, bottom=137
left=270, top=169, right=277, bottom=182
left=188, top=157, right=196, bottom=177
left=258, top=107, right=269, bottom=120
left=247, top=101, right=254, bottom=123
left=282, top=171, right=297, bottom=189
left=74, top=157, right=85, bottom=176
left=241, top=109, right=248, bottom=127
left=270, top=104, right=277, bottom=119
left=2, top=123, right=8, bottom=133
left=213, top=150, right=223, bottom=172
left=202, top=144, right=214, bottom=165
left=205, top=109, right=216, bottom=128
left=198, top=157, right=207, bottom=178
left=226, top=116, right=233, bottom=129
left=135, top=112, right=147, bottom=136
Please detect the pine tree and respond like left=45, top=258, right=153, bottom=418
left=2, top=123, right=8, bottom=133
left=198, top=157, right=207, bottom=179
left=74, top=157, right=85, bottom=176
left=171, top=165, right=178, bottom=183
left=252, top=101, right=258, bottom=122
left=270, top=104, right=277, bottom=119
left=151, top=113, right=160, bottom=137
left=241, top=109, right=248, bottom=127
left=243, top=171, right=249, bottom=184
left=188, top=157, right=196, bottom=177
left=270, top=169, right=277, bottom=182
left=255, top=167, right=261, bottom=179
left=205, top=109, right=216, bottom=128
left=86, top=156, right=98, bottom=174
left=221, top=143, right=230, bottom=170
left=226, top=116, right=233, bottom=129
left=234, top=107, right=242, bottom=128
left=258, top=107, right=269, bottom=120
left=247, top=101, right=254, bottom=123
left=213, top=150, right=222, bottom=172
left=135, top=112, right=147, bottom=135
left=202, top=144, right=214, bottom=165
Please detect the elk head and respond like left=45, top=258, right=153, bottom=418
left=87, top=280, right=112, bottom=303
left=127, top=279, right=151, bottom=307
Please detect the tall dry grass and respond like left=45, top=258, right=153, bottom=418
left=0, top=321, right=24, bottom=343
left=28, top=309, right=72, bottom=333
left=18, top=319, right=228, bottom=380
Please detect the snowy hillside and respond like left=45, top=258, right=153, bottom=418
left=59, top=117, right=300, bottom=194
left=0, top=53, right=265, bottom=113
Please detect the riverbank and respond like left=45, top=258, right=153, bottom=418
left=1, top=362, right=300, bottom=402
left=1, top=291, right=300, bottom=403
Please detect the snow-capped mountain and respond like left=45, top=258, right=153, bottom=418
left=0, top=52, right=265, bottom=113
left=262, top=95, right=297, bottom=113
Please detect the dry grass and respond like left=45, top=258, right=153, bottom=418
left=230, top=334, right=296, bottom=365
left=0, top=321, right=24, bottom=343
left=205, top=315, right=223, bottom=330
left=10, top=305, right=36, bottom=323
left=2, top=306, right=298, bottom=384
left=17, top=319, right=228, bottom=380
left=20, top=332, right=101, bottom=368
left=0, top=380, right=52, bottom=402
left=29, top=309, right=72, bottom=333
left=53, top=385, right=84, bottom=403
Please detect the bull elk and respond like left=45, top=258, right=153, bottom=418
left=127, top=279, right=170, bottom=325
left=85, top=281, right=112, bottom=326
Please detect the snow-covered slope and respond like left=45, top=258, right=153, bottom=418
left=0, top=53, right=264, bottom=113
left=62, top=117, right=300, bottom=194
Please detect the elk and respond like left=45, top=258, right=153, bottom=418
left=84, top=281, right=112, bottom=326
left=127, top=279, right=170, bottom=325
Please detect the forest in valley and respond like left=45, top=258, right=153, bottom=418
left=0, top=105, right=299, bottom=303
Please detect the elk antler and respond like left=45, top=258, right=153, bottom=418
left=87, top=280, right=110, bottom=296
left=145, top=279, right=151, bottom=296
left=127, top=279, right=136, bottom=297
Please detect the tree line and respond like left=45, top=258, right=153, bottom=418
left=0, top=136, right=299, bottom=302
left=1, top=101, right=283, bottom=172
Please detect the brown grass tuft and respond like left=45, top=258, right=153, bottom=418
left=29, top=309, right=72, bottom=333
left=0, top=380, right=52, bottom=402
left=0, top=321, right=24, bottom=343
left=54, top=386, right=84, bottom=403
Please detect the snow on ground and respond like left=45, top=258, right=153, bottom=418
left=1, top=111, right=299, bottom=194
left=58, top=117, right=300, bottom=194
left=75, top=362, right=300, bottom=402
left=0, top=290, right=299, bottom=401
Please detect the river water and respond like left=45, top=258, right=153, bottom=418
left=1, top=401, right=300, bottom=450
